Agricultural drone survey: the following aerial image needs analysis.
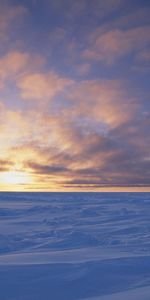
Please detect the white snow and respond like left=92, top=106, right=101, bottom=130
left=0, top=192, right=150, bottom=299
left=84, top=285, right=150, bottom=300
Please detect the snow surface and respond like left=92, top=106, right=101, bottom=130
left=0, top=192, right=150, bottom=300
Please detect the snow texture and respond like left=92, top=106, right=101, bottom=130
left=0, top=192, right=150, bottom=299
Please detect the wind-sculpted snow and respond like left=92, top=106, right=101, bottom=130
left=0, top=192, right=150, bottom=299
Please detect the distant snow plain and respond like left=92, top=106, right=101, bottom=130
left=0, top=192, right=150, bottom=300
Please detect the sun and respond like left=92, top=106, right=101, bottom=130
left=1, top=171, right=32, bottom=185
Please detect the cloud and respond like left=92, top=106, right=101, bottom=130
left=87, top=0, right=125, bottom=18
left=0, top=4, right=27, bottom=32
left=82, top=26, right=150, bottom=64
left=0, top=52, right=149, bottom=189
left=26, top=162, right=69, bottom=174
left=0, top=159, right=13, bottom=172
left=7, top=76, right=147, bottom=188
left=0, top=105, right=30, bottom=150
left=17, top=72, right=73, bottom=105
left=45, top=0, right=125, bottom=21
left=0, top=51, right=30, bottom=87
left=65, top=79, right=139, bottom=129
left=75, top=63, right=91, bottom=75
left=0, top=4, right=27, bottom=46
left=0, top=0, right=149, bottom=190
left=0, top=51, right=44, bottom=89
left=135, top=48, right=150, bottom=63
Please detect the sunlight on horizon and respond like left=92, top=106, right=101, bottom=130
left=0, top=171, right=33, bottom=186
left=0, top=0, right=149, bottom=192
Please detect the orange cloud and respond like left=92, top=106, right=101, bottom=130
left=0, top=52, right=30, bottom=85
left=65, top=80, right=139, bottom=129
left=0, top=65, right=148, bottom=189
left=0, top=1, right=149, bottom=191
left=0, top=51, right=44, bottom=90
left=17, top=72, right=73, bottom=105
left=0, top=106, right=30, bottom=150
left=83, top=26, right=150, bottom=63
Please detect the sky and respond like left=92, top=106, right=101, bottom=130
left=0, top=0, right=150, bottom=191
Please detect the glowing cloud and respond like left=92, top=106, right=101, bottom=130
left=0, top=0, right=149, bottom=191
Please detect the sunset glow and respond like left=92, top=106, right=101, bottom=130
left=1, top=171, right=32, bottom=186
left=0, top=0, right=149, bottom=191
